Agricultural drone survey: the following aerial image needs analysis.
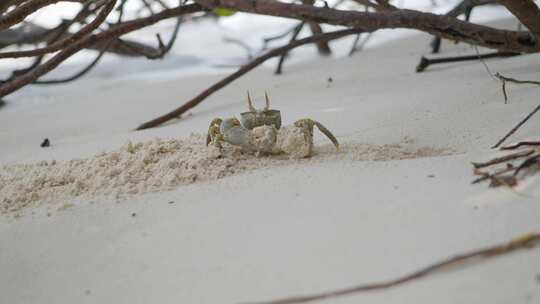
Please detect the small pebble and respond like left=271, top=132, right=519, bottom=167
left=131, top=213, right=137, bottom=217
left=40, top=138, right=50, bottom=148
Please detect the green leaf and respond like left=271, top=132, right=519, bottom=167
left=214, top=8, right=237, bottom=17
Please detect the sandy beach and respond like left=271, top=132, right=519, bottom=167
left=1, top=13, right=539, bottom=304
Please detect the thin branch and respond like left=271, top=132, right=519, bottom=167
left=275, top=22, right=304, bottom=75
left=33, top=39, right=113, bottom=84
left=415, top=52, right=519, bottom=73
left=0, top=21, right=161, bottom=57
left=194, top=0, right=539, bottom=53
left=429, top=0, right=496, bottom=53
left=348, top=32, right=371, bottom=56
left=117, top=16, right=183, bottom=59
left=471, top=165, right=515, bottom=184
left=501, top=141, right=540, bottom=150
left=513, top=153, right=540, bottom=176
left=492, top=102, right=540, bottom=149
left=0, top=0, right=113, bottom=59
left=243, top=233, right=540, bottom=304
left=495, top=73, right=540, bottom=86
left=223, top=37, right=254, bottom=60
left=0, top=0, right=82, bottom=31
left=471, top=149, right=534, bottom=169
left=261, top=25, right=299, bottom=50
left=0, top=3, right=205, bottom=97
left=135, top=28, right=364, bottom=130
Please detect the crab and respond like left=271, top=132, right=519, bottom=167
left=206, top=92, right=339, bottom=158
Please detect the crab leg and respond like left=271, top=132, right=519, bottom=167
left=206, top=118, right=223, bottom=146
left=294, top=118, right=339, bottom=150
left=314, top=120, right=339, bottom=150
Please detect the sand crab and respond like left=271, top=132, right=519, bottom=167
left=206, top=92, right=339, bottom=158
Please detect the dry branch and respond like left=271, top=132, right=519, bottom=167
left=244, top=233, right=540, bottom=304
left=135, top=28, right=363, bottom=130
left=496, top=0, right=540, bottom=39
left=416, top=52, right=519, bottom=72
left=429, top=0, right=496, bottom=53
left=301, top=0, right=331, bottom=56
left=492, top=103, right=540, bottom=149
left=194, top=0, right=539, bottom=53
left=0, top=22, right=160, bottom=57
left=471, top=149, right=534, bottom=169
left=0, top=3, right=205, bottom=97
left=0, top=0, right=81, bottom=31
left=275, top=22, right=304, bottom=75
left=0, top=0, right=113, bottom=59
left=34, top=39, right=113, bottom=84
left=501, top=141, right=540, bottom=150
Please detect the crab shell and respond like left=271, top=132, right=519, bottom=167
left=240, top=109, right=282, bottom=130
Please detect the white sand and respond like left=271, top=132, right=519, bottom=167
left=1, top=18, right=540, bottom=304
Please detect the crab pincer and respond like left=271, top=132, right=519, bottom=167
left=294, top=118, right=340, bottom=150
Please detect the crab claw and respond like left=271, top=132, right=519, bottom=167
left=294, top=118, right=339, bottom=150
left=206, top=118, right=223, bottom=146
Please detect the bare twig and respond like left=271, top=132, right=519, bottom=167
left=0, top=21, right=161, bottom=57
left=429, top=0, right=496, bottom=54
left=492, top=103, right=540, bottom=149
left=0, top=3, right=205, bottom=97
left=471, top=149, right=534, bottom=169
left=0, top=0, right=81, bottom=31
left=261, top=25, right=299, bottom=50
left=416, top=52, right=519, bottom=73
left=494, top=73, right=540, bottom=104
left=135, top=28, right=364, bottom=130
left=513, top=153, right=540, bottom=176
left=118, top=16, right=183, bottom=59
left=243, top=233, right=540, bottom=304
left=348, top=32, right=371, bottom=56
left=0, top=0, right=113, bottom=59
left=495, top=73, right=540, bottom=86
left=501, top=141, right=540, bottom=150
left=275, top=22, right=304, bottom=75
left=223, top=36, right=254, bottom=60
left=33, top=39, right=114, bottom=84
left=471, top=165, right=515, bottom=184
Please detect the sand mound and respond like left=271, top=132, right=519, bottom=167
left=0, top=134, right=453, bottom=216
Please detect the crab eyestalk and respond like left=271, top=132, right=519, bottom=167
left=294, top=119, right=340, bottom=150
left=240, top=91, right=282, bottom=130
left=264, top=91, right=270, bottom=111
left=247, top=91, right=256, bottom=113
